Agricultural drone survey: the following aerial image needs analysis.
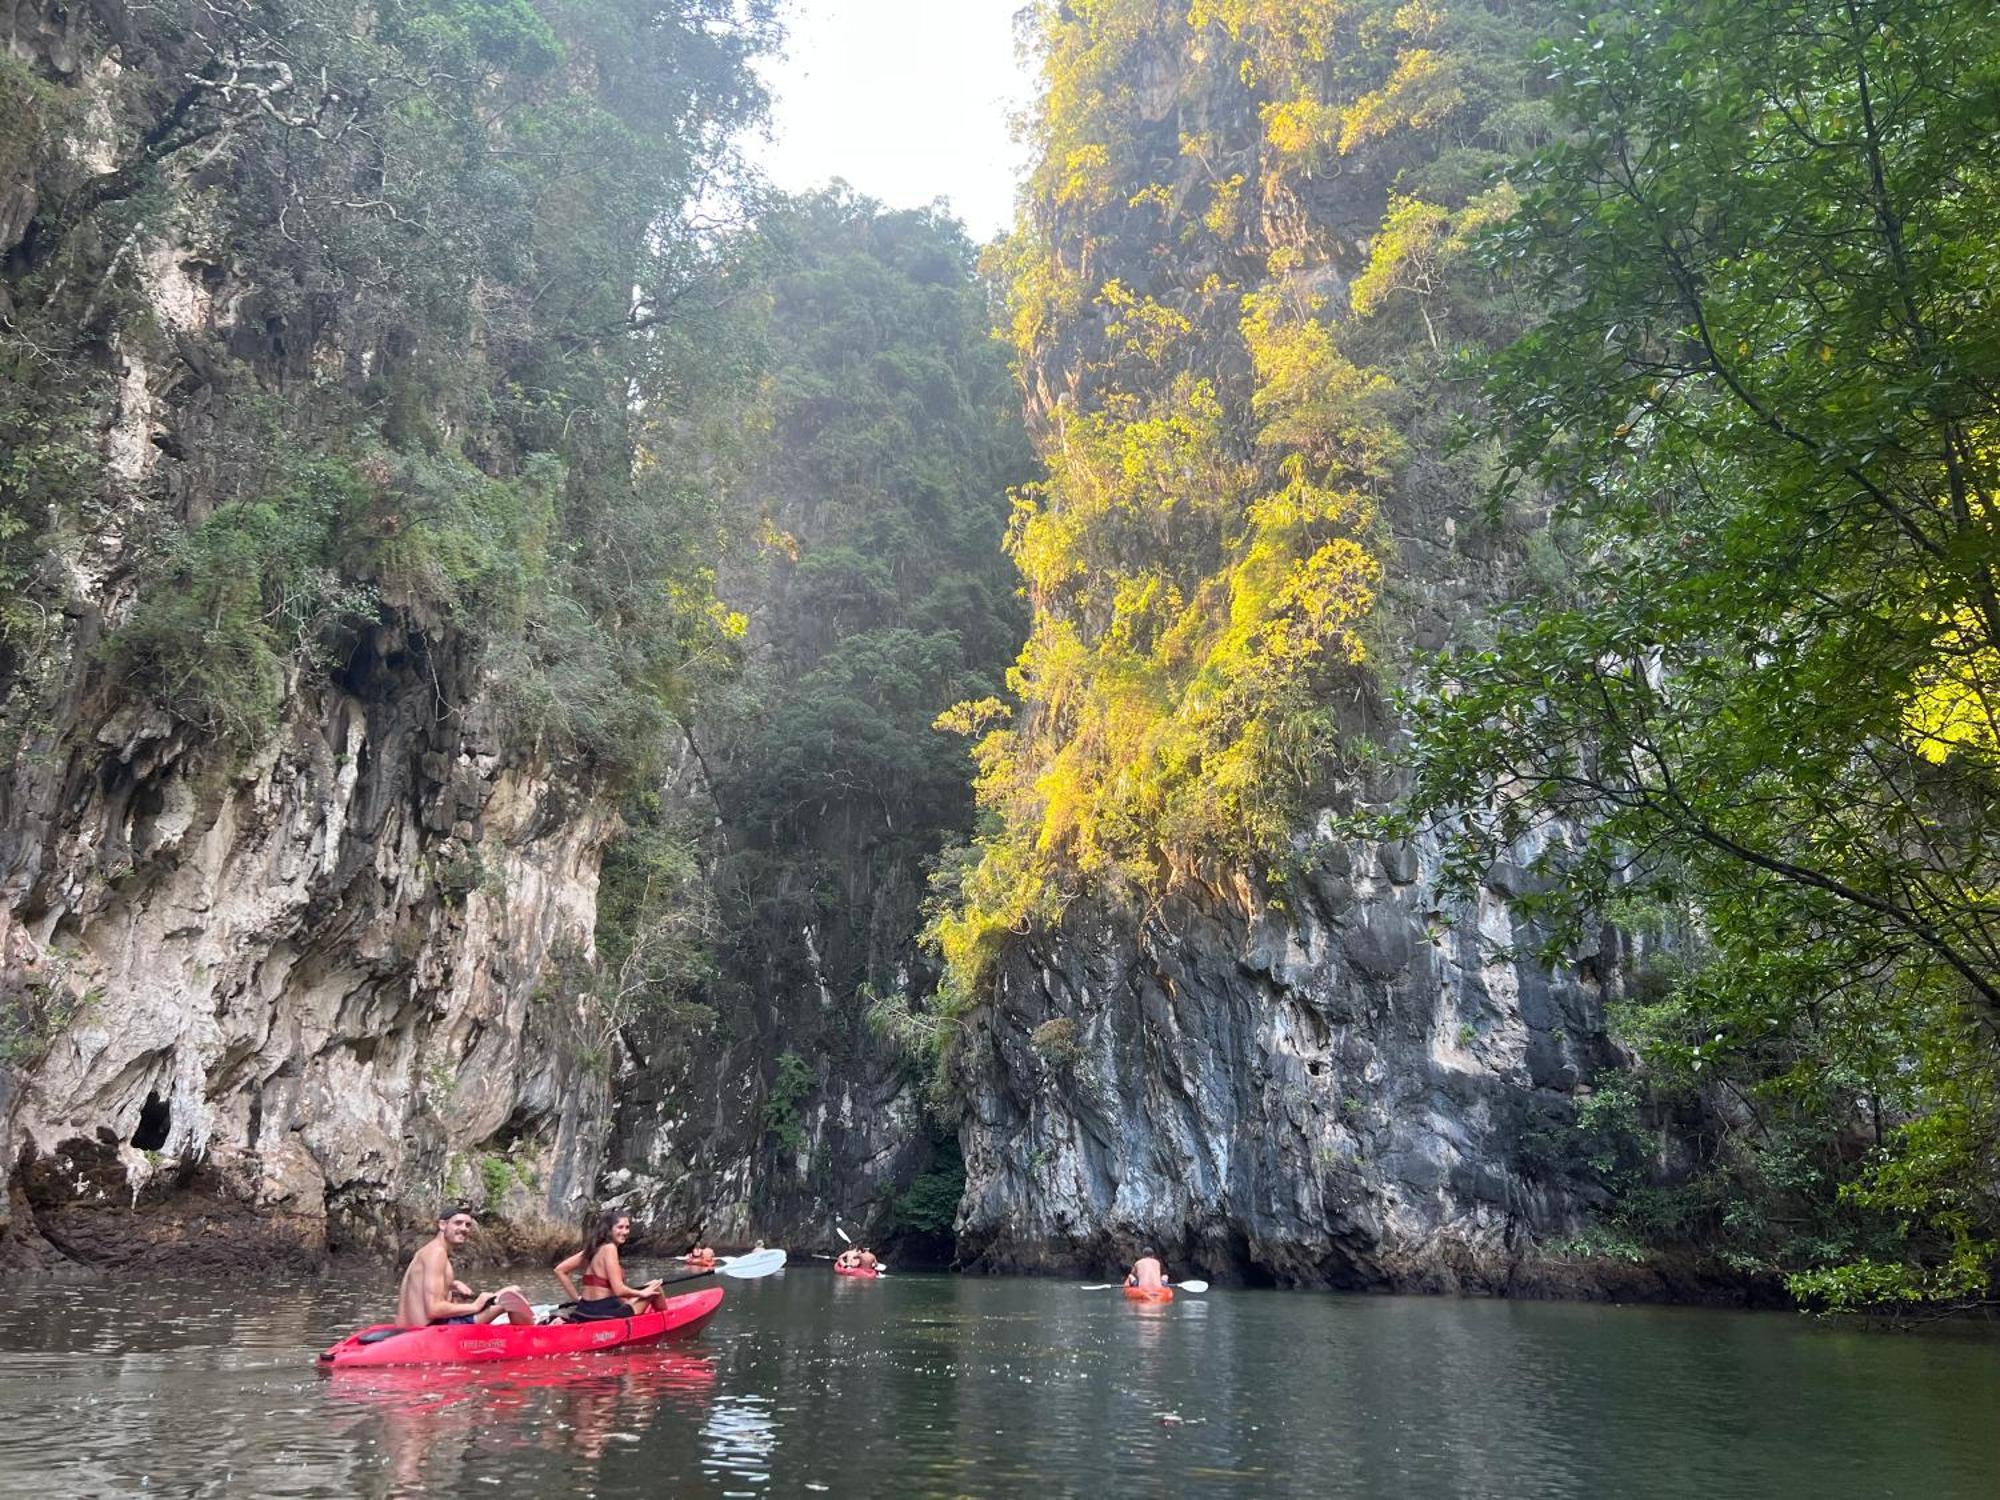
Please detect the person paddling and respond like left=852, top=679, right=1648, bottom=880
left=858, top=1247, right=878, bottom=1272
left=554, top=1210, right=669, bottom=1320
left=1126, top=1251, right=1165, bottom=1292
left=834, top=1247, right=862, bottom=1271
left=396, top=1205, right=533, bottom=1327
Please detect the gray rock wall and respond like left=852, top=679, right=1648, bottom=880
left=955, top=822, right=1640, bottom=1291
left=1, top=643, right=618, bottom=1267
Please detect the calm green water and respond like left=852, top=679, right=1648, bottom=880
left=0, top=1265, right=1994, bottom=1497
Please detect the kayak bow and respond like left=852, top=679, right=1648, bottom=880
left=1122, top=1285, right=1174, bottom=1303
left=318, top=1286, right=723, bottom=1369
left=833, top=1263, right=879, bottom=1279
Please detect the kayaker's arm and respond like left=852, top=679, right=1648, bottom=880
left=426, top=1290, right=494, bottom=1320
left=603, top=1247, right=661, bottom=1300
left=553, top=1249, right=584, bottom=1302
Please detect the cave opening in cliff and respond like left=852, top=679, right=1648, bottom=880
left=132, top=1091, right=172, bottom=1152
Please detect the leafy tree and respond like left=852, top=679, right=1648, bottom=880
left=1403, top=0, right=2000, bottom=1309
left=665, top=191, right=1031, bottom=1134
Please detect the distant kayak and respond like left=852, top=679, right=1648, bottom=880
left=833, top=1264, right=879, bottom=1279
left=318, top=1287, right=724, bottom=1369
left=1122, top=1285, right=1173, bottom=1303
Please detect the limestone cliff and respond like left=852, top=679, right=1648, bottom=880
left=2, top=661, right=616, bottom=1267
left=0, top=0, right=771, bottom=1265
left=942, top=0, right=1719, bottom=1294
left=957, top=841, right=1656, bottom=1292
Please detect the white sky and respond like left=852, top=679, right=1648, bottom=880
left=748, top=0, right=1037, bottom=243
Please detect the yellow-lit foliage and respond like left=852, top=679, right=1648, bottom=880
left=1242, top=290, right=1404, bottom=469
left=1262, top=96, right=1339, bottom=156
left=1098, top=279, right=1196, bottom=364
left=1349, top=186, right=1516, bottom=347
left=931, top=0, right=1527, bottom=1000
left=1338, top=47, right=1463, bottom=153
left=1906, top=605, right=2000, bottom=765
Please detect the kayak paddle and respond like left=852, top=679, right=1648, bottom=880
left=658, top=1246, right=787, bottom=1283
left=718, top=1247, right=788, bottom=1278
left=1081, top=1279, right=1210, bottom=1293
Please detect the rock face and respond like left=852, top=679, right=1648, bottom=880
left=593, top=201, right=1028, bottom=1260
left=956, top=832, right=1630, bottom=1290
left=596, top=735, right=934, bottom=1254
left=942, top=0, right=1718, bottom=1294
left=1, top=634, right=617, bottom=1267
left=0, top=0, right=631, bottom=1266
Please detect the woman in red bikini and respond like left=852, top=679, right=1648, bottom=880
left=554, top=1210, right=667, bottom=1320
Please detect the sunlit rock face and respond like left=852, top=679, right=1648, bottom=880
left=943, top=0, right=1729, bottom=1296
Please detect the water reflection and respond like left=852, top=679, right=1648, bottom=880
left=325, top=1350, right=719, bottom=1494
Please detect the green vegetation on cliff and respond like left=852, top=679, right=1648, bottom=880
left=608, top=191, right=1030, bottom=1188
left=928, top=0, right=1556, bottom=1001
left=929, top=0, right=1999, bottom=1311
left=1, top=0, right=776, bottom=783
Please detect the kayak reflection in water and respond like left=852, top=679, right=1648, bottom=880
left=1126, top=1251, right=1165, bottom=1291
left=554, top=1210, right=668, bottom=1320
left=396, top=1204, right=534, bottom=1327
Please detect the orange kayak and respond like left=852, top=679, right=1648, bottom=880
left=1122, top=1284, right=1174, bottom=1303
left=318, top=1287, right=723, bottom=1369
left=834, top=1264, right=879, bottom=1278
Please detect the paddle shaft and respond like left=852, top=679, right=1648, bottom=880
left=1082, top=1279, right=1209, bottom=1292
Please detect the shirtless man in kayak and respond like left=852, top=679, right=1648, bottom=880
left=396, top=1205, right=534, bottom=1327
left=857, top=1247, right=878, bottom=1271
left=1126, top=1251, right=1165, bottom=1291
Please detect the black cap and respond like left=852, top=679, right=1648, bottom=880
left=439, top=1203, right=477, bottom=1222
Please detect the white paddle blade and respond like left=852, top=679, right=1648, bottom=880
left=835, top=1226, right=853, bottom=1244
left=1175, top=1279, right=1210, bottom=1293
left=718, top=1247, right=788, bottom=1279
left=1080, top=1283, right=1118, bottom=1291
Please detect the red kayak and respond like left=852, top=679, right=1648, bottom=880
left=318, top=1287, right=723, bottom=1369
left=1123, top=1284, right=1174, bottom=1303
left=833, top=1263, right=879, bottom=1278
